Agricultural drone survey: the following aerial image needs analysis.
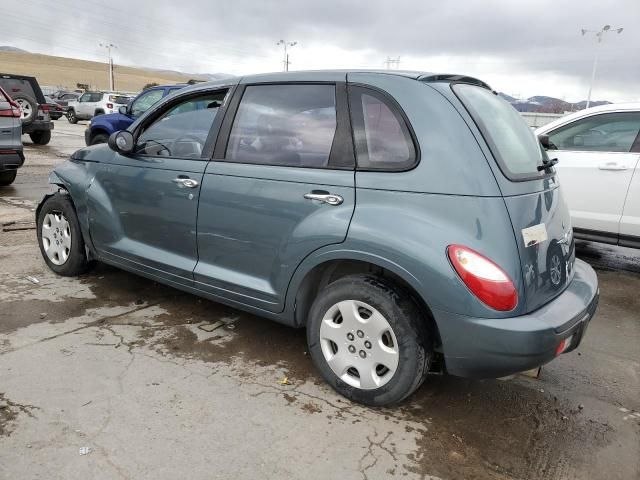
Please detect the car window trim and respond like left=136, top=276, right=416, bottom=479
left=213, top=81, right=355, bottom=170
left=130, top=86, right=233, bottom=161
left=347, top=83, right=420, bottom=172
left=547, top=111, right=640, bottom=154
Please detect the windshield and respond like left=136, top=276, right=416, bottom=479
left=454, top=84, right=547, bottom=180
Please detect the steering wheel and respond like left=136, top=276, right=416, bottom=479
left=172, top=135, right=205, bottom=156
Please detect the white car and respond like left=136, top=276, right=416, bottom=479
left=66, top=91, right=132, bottom=124
left=536, top=103, right=640, bottom=248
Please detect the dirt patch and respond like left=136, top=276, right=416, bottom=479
left=0, top=393, right=38, bottom=437
left=399, top=376, right=613, bottom=480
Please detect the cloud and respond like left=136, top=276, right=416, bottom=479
left=3, top=0, right=639, bottom=101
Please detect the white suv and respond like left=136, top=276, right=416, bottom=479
left=66, top=91, right=132, bottom=124
left=536, top=103, right=640, bottom=248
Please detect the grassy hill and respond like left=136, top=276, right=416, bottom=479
left=0, top=50, right=201, bottom=93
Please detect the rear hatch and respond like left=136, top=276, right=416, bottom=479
left=454, top=84, right=576, bottom=313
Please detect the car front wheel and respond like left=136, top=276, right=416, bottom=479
left=37, top=193, right=90, bottom=276
left=67, top=109, right=77, bottom=124
left=307, top=274, right=433, bottom=406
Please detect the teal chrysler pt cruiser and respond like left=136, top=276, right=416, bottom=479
left=36, top=70, right=599, bottom=406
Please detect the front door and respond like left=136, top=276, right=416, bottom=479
left=194, top=81, right=356, bottom=311
left=87, top=89, right=229, bottom=285
left=547, top=111, right=640, bottom=236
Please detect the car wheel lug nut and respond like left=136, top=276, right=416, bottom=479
left=359, top=350, right=366, bottom=358
left=357, top=330, right=364, bottom=338
left=347, top=333, right=354, bottom=341
left=364, top=341, right=372, bottom=349
left=348, top=345, right=356, bottom=353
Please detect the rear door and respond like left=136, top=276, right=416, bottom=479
left=0, top=89, right=21, bottom=151
left=545, top=112, right=640, bottom=237
left=194, top=78, right=356, bottom=312
left=453, top=84, right=575, bottom=312
left=87, top=88, right=229, bottom=285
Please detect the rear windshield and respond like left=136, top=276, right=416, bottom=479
left=453, top=84, right=547, bottom=180
left=109, top=95, right=130, bottom=104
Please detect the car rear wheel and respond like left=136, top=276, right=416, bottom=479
left=67, top=109, right=77, bottom=124
left=29, top=130, right=51, bottom=145
left=90, top=133, right=109, bottom=145
left=37, top=193, right=90, bottom=276
left=13, top=95, right=37, bottom=126
left=307, top=274, right=432, bottom=406
left=0, top=170, right=17, bottom=186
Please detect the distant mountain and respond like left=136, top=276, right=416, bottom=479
left=141, top=67, right=232, bottom=83
left=0, top=46, right=29, bottom=53
left=498, top=92, right=611, bottom=113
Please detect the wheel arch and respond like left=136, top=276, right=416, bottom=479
left=286, top=251, right=441, bottom=349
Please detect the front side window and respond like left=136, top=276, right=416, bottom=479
left=349, top=86, right=416, bottom=170
left=131, top=89, right=165, bottom=117
left=226, top=84, right=337, bottom=168
left=547, top=112, right=640, bottom=153
left=135, top=90, right=227, bottom=158
left=78, top=93, right=91, bottom=102
left=454, top=83, right=546, bottom=179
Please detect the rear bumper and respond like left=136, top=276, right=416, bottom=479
left=22, top=120, right=54, bottom=134
left=0, top=150, right=24, bottom=171
left=435, top=258, right=599, bottom=378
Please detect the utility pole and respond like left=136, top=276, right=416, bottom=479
left=277, top=40, right=297, bottom=71
left=99, top=42, right=117, bottom=90
left=581, top=25, right=623, bottom=108
left=384, top=56, right=401, bottom=70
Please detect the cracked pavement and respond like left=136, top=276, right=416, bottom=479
left=0, top=122, right=639, bottom=479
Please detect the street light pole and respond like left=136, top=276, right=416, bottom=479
left=99, top=42, right=117, bottom=90
left=581, top=25, right=623, bottom=108
left=277, top=40, right=297, bottom=72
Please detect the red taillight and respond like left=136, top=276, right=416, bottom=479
left=40, top=103, right=51, bottom=112
left=107, top=103, right=113, bottom=109
left=0, top=102, right=21, bottom=117
left=447, top=245, right=518, bottom=311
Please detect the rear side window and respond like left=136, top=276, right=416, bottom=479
left=135, top=91, right=227, bottom=158
left=109, top=95, right=130, bottom=105
left=348, top=86, right=416, bottom=170
left=454, top=84, right=546, bottom=180
left=547, top=112, right=640, bottom=153
left=226, top=84, right=337, bottom=168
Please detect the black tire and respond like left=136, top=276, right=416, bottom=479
left=0, top=170, right=17, bottom=186
left=307, top=274, right=433, bottom=406
left=13, top=94, right=38, bottom=126
left=29, top=130, right=51, bottom=145
left=94, top=110, right=105, bottom=117
left=90, top=133, right=109, bottom=145
left=36, top=193, right=90, bottom=276
left=67, top=109, right=77, bottom=124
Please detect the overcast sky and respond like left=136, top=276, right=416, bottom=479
left=4, top=0, right=640, bottom=102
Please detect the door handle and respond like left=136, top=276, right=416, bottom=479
left=172, top=177, right=199, bottom=188
left=598, top=162, right=628, bottom=171
left=304, top=191, right=344, bottom=206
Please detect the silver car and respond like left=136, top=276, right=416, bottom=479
left=0, top=86, right=24, bottom=186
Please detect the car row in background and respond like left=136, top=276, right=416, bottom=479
left=536, top=103, right=640, bottom=249
left=0, top=73, right=53, bottom=145
left=66, top=91, right=134, bottom=124
left=85, top=83, right=187, bottom=145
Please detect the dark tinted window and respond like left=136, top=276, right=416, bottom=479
left=109, top=94, right=130, bottom=105
left=547, top=112, right=640, bottom=153
left=0, top=78, right=37, bottom=101
left=135, top=91, right=227, bottom=158
left=349, top=86, right=416, bottom=170
left=454, top=84, right=546, bottom=179
left=226, top=84, right=337, bottom=168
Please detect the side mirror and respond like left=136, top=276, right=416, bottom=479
left=118, top=105, right=128, bottom=115
left=108, top=130, right=134, bottom=154
left=538, top=134, right=551, bottom=149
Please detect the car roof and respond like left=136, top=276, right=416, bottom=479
left=177, top=69, right=491, bottom=94
left=536, top=102, right=640, bottom=133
